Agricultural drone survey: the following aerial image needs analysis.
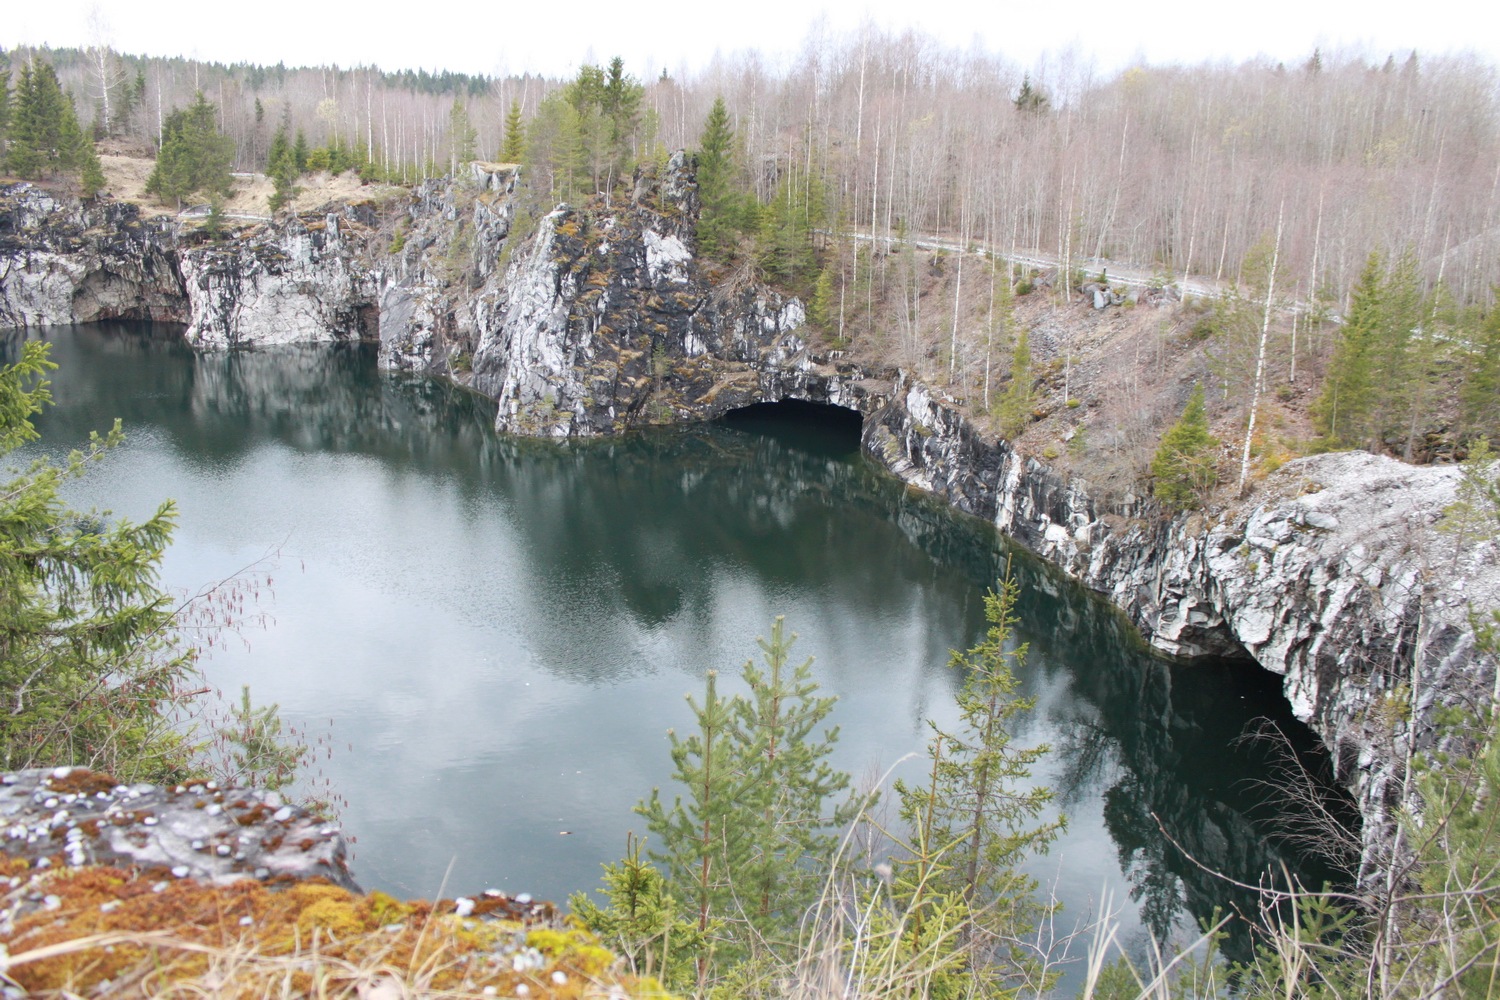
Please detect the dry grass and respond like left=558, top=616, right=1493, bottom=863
left=93, top=154, right=405, bottom=219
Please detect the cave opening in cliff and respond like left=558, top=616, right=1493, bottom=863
left=1171, top=655, right=1363, bottom=886
left=720, top=398, right=863, bottom=456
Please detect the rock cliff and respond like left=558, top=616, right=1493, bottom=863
left=377, top=154, right=807, bottom=436
left=0, top=185, right=185, bottom=328
left=178, top=207, right=380, bottom=348
left=1, top=167, right=1495, bottom=874
left=859, top=381, right=1498, bottom=872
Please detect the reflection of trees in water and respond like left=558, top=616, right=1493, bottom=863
left=23, top=324, right=1356, bottom=958
left=19, top=324, right=504, bottom=477
left=1052, top=641, right=1355, bottom=961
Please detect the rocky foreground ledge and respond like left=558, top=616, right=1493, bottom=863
left=0, top=767, right=637, bottom=998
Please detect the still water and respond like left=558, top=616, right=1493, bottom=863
left=19, top=323, right=1343, bottom=964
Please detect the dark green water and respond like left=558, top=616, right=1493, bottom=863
left=15, top=323, right=1347, bottom=966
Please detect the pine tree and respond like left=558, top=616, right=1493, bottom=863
left=758, top=171, right=818, bottom=286
left=75, top=124, right=106, bottom=198
left=500, top=99, right=525, bottom=163
left=996, top=327, right=1034, bottom=439
left=56, top=94, right=87, bottom=174
left=728, top=619, right=853, bottom=949
left=267, top=123, right=298, bottom=215
left=0, top=67, right=11, bottom=150
left=1371, top=248, right=1423, bottom=452
left=635, top=620, right=853, bottom=986
left=5, top=64, right=40, bottom=178
left=2, top=60, right=102, bottom=195
left=292, top=128, right=309, bottom=172
left=0, top=342, right=196, bottom=781
left=556, top=100, right=588, bottom=199
left=6, top=62, right=68, bottom=180
left=808, top=257, right=837, bottom=332
left=1014, top=74, right=1049, bottom=114
left=637, top=668, right=748, bottom=987
left=1151, top=382, right=1220, bottom=510
left=146, top=92, right=234, bottom=207
left=1313, top=251, right=1384, bottom=447
left=568, top=833, right=707, bottom=991
left=601, top=56, right=642, bottom=179
left=1459, top=303, right=1500, bottom=443
left=893, top=576, right=1062, bottom=992
left=116, top=68, right=146, bottom=136
left=1440, top=437, right=1499, bottom=558
left=695, top=97, right=739, bottom=257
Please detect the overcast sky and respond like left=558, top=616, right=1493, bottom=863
left=3, top=0, right=1497, bottom=81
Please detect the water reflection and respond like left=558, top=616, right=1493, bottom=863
left=11, top=323, right=1350, bottom=969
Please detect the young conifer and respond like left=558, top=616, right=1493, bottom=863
left=893, top=575, right=1063, bottom=992
left=729, top=618, right=854, bottom=950
left=501, top=100, right=526, bottom=164
left=996, top=327, right=1034, bottom=439
left=695, top=97, right=738, bottom=257
left=1151, top=382, right=1219, bottom=510
left=636, top=668, right=748, bottom=986
left=267, top=123, right=299, bottom=215
left=568, top=832, right=706, bottom=991
left=1459, top=304, right=1500, bottom=443
left=628, top=620, right=853, bottom=986
left=1313, top=250, right=1384, bottom=447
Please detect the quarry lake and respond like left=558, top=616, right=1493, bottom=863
left=21, top=322, right=1344, bottom=960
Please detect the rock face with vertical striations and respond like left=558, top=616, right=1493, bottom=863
left=375, top=153, right=806, bottom=437
left=0, top=184, right=187, bottom=329
left=178, top=207, right=379, bottom=348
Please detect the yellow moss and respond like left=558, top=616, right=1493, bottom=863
left=365, top=890, right=410, bottom=925
left=527, top=926, right=617, bottom=977
left=295, top=897, right=367, bottom=940
left=1, top=864, right=652, bottom=998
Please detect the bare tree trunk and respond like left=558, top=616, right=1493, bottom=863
left=1238, top=205, right=1283, bottom=494
left=1298, top=187, right=1324, bottom=384
left=949, top=197, right=966, bottom=382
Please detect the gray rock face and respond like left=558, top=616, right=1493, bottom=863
left=854, top=384, right=1497, bottom=876
left=375, top=154, right=806, bottom=437
left=0, top=767, right=358, bottom=890
left=0, top=183, right=188, bottom=329
left=0, top=184, right=379, bottom=345
left=181, top=209, right=379, bottom=348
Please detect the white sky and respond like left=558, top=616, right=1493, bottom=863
left=3, top=0, right=1497, bottom=81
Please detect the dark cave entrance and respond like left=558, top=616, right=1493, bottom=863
left=1170, top=654, right=1363, bottom=887
left=720, top=398, right=864, bottom=456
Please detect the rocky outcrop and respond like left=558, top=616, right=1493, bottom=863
left=0, top=766, right=357, bottom=890
left=0, top=184, right=186, bottom=328
left=0, top=183, right=379, bottom=348
left=859, top=379, right=1498, bottom=873
left=0, top=772, right=642, bottom=999
left=180, top=207, right=380, bottom=348
left=377, top=153, right=807, bottom=437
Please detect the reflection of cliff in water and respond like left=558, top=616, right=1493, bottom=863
left=14, top=324, right=504, bottom=478
left=14, top=325, right=1354, bottom=957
